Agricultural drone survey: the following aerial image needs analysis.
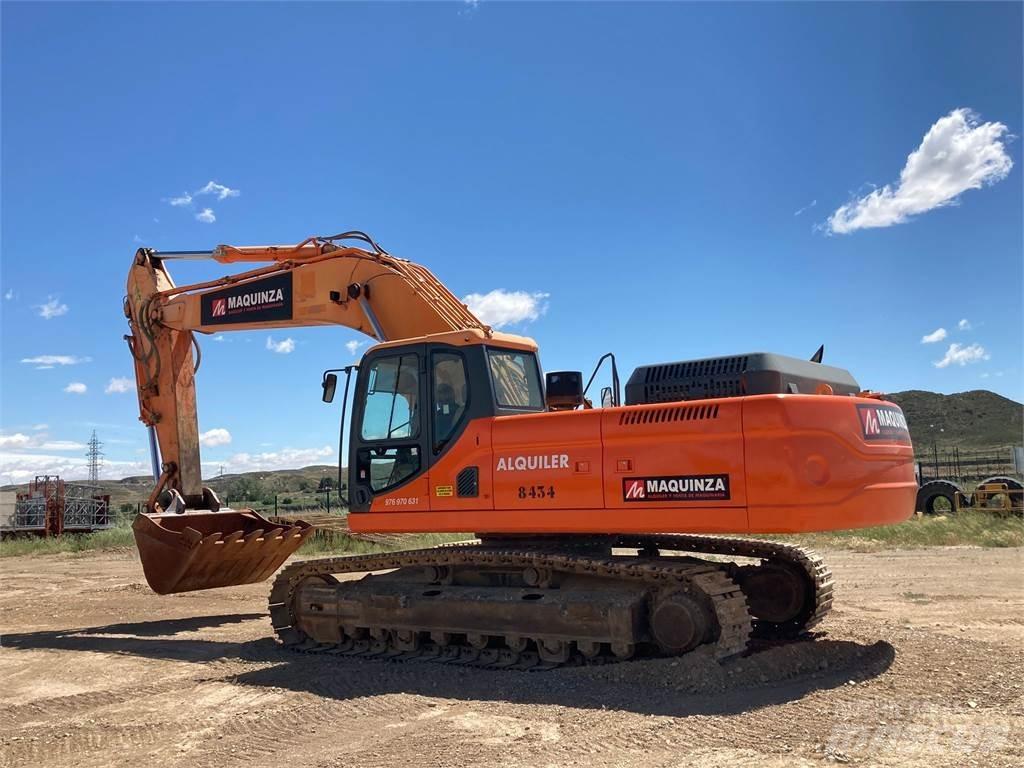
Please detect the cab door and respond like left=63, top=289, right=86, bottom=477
left=427, top=346, right=494, bottom=511
left=348, top=344, right=431, bottom=513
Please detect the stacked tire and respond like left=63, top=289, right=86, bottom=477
left=915, top=480, right=967, bottom=516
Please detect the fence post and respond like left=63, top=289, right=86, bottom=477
left=274, top=494, right=278, bottom=516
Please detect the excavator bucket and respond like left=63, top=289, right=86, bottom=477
left=132, top=510, right=313, bottom=595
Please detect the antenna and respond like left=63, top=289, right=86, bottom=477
left=86, top=430, right=104, bottom=484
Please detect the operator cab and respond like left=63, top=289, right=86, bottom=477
left=322, top=332, right=546, bottom=511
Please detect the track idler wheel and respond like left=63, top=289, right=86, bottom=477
left=649, top=591, right=714, bottom=655
left=734, top=562, right=811, bottom=637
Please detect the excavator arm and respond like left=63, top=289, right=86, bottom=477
left=123, top=231, right=490, bottom=594
left=125, top=231, right=489, bottom=510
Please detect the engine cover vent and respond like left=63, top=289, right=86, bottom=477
left=619, top=403, right=720, bottom=426
left=625, top=352, right=859, bottom=405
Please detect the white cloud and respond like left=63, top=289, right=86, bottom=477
left=958, top=318, right=972, bottom=331
left=36, top=296, right=69, bottom=319
left=38, top=440, right=86, bottom=451
left=4, top=288, right=13, bottom=300
left=827, top=109, right=1013, bottom=235
left=105, top=377, right=133, bottom=394
left=20, top=355, right=91, bottom=366
left=197, top=180, right=240, bottom=200
left=167, top=192, right=192, bottom=206
left=0, top=433, right=32, bottom=449
left=32, top=424, right=48, bottom=431
left=345, top=340, right=367, bottom=356
left=195, top=208, right=216, bottom=224
left=212, top=334, right=226, bottom=342
left=794, top=199, right=817, bottom=217
left=0, top=451, right=149, bottom=483
left=934, top=342, right=990, bottom=369
left=35, top=365, right=54, bottom=370
left=0, top=431, right=83, bottom=452
left=463, top=289, right=549, bottom=328
left=226, top=445, right=334, bottom=473
left=64, top=382, right=87, bottom=394
left=199, top=428, right=232, bottom=447
left=266, top=336, right=295, bottom=354
left=921, top=327, right=947, bottom=344
left=980, top=372, right=990, bottom=379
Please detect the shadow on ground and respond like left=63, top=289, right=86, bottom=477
left=1, top=613, right=896, bottom=717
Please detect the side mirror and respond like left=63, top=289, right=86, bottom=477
left=600, top=387, right=614, bottom=408
left=545, top=371, right=584, bottom=410
left=322, top=373, right=338, bottom=403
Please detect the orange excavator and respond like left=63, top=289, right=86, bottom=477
left=124, top=230, right=916, bottom=667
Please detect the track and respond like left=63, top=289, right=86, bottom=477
left=268, top=534, right=832, bottom=668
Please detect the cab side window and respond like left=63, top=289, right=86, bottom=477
left=432, top=352, right=468, bottom=452
left=488, top=349, right=544, bottom=410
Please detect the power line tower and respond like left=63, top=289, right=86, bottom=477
left=86, top=430, right=104, bottom=484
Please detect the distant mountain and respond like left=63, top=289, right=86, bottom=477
left=887, top=389, right=1023, bottom=450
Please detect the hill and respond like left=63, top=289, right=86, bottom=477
left=887, top=389, right=1023, bottom=450
left=1, top=465, right=341, bottom=510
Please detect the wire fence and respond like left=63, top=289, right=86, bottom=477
left=916, top=445, right=1023, bottom=483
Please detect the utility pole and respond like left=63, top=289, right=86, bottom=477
left=86, top=430, right=104, bottom=484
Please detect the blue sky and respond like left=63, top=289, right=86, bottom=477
left=1, top=1, right=1021, bottom=482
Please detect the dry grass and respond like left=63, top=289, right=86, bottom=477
left=2, top=511, right=1020, bottom=559
left=764, top=511, right=1024, bottom=552
left=0, top=526, right=137, bottom=558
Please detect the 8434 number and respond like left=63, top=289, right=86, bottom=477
left=518, top=485, right=555, bottom=500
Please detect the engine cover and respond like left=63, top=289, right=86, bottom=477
left=624, top=352, right=860, bottom=405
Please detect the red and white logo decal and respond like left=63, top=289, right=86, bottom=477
left=857, top=404, right=910, bottom=443
left=211, top=298, right=227, bottom=317
left=624, top=479, right=646, bottom=500
left=861, top=408, right=880, bottom=435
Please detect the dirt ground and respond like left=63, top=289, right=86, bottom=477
left=1, top=547, right=1021, bottom=768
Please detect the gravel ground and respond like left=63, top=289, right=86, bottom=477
left=1, top=546, right=1021, bottom=767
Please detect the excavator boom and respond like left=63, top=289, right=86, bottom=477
left=124, top=232, right=496, bottom=593
left=126, top=232, right=490, bottom=507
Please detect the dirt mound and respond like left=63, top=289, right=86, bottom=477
left=562, top=638, right=893, bottom=695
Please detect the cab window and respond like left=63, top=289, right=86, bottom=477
left=488, top=349, right=544, bottom=410
left=363, top=445, right=420, bottom=492
left=432, top=351, right=468, bottom=452
left=360, top=353, right=420, bottom=441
